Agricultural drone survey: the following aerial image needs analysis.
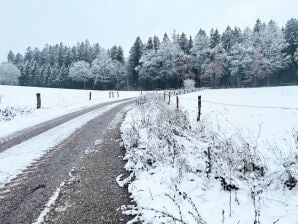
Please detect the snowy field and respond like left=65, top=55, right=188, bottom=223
left=179, top=86, right=298, bottom=223
left=120, top=87, right=298, bottom=224
left=180, top=86, right=298, bottom=160
left=0, top=85, right=139, bottom=138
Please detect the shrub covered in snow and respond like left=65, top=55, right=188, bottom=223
left=0, top=106, right=32, bottom=121
left=119, top=94, right=298, bottom=224
left=120, top=94, right=207, bottom=223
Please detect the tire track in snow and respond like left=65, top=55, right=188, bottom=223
left=0, top=98, right=132, bottom=153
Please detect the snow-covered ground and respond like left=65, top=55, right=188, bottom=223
left=0, top=85, right=139, bottom=138
left=120, top=87, right=298, bottom=224
left=180, top=86, right=298, bottom=155
left=0, top=101, right=133, bottom=188
left=179, top=86, right=298, bottom=223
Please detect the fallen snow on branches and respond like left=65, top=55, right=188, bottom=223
left=120, top=93, right=298, bottom=224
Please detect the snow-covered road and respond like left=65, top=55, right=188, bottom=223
left=0, top=100, right=133, bottom=188
left=0, top=99, right=134, bottom=223
left=0, top=85, right=140, bottom=138
left=0, top=99, right=131, bottom=153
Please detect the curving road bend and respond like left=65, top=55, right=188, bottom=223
left=0, top=99, right=134, bottom=224
left=0, top=98, right=131, bottom=153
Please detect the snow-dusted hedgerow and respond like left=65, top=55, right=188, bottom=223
left=119, top=94, right=298, bottom=223
left=0, top=93, right=32, bottom=121
left=119, top=94, right=207, bottom=223
left=0, top=106, right=32, bottom=121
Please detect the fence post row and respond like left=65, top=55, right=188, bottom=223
left=36, top=93, right=41, bottom=109
left=197, top=95, right=201, bottom=122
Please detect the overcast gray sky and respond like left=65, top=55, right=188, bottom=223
left=0, top=0, right=297, bottom=62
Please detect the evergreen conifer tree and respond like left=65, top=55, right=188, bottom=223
left=210, top=29, right=221, bottom=48
left=146, top=37, right=154, bottom=50
left=153, top=35, right=161, bottom=52
left=127, top=37, right=143, bottom=88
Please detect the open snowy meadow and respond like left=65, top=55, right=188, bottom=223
left=179, top=86, right=298, bottom=223
left=120, top=86, right=298, bottom=224
left=180, top=86, right=298, bottom=159
left=0, top=85, right=139, bottom=189
left=0, top=85, right=139, bottom=138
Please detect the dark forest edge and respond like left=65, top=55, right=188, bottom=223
left=1, top=18, right=298, bottom=90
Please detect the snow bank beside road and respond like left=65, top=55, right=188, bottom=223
left=120, top=92, right=298, bottom=224
left=120, top=95, right=206, bottom=223
left=0, top=85, right=139, bottom=138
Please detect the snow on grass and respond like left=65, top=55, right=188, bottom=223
left=0, top=101, right=132, bottom=188
left=0, top=85, right=140, bottom=138
left=120, top=89, right=298, bottom=224
left=180, top=86, right=298, bottom=155
left=178, top=86, right=298, bottom=223
left=120, top=95, right=208, bottom=223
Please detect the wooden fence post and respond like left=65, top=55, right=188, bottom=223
left=117, top=91, right=119, bottom=97
left=164, top=92, right=166, bottom=101
left=168, top=92, right=171, bottom=105
left=89, top=92, right=92, bottom=100
left=176, top=94, right=179, bottom=110
left=36, top=93, right=41, bottom=109
left=197, top=95, right=201, bottom=121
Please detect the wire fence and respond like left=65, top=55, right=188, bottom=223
left=180, top=98, right=298, bottom=111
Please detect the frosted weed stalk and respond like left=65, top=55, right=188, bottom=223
left=120, top=94, right=297, bottom=223
left=121, top=94, right=207, bottom=223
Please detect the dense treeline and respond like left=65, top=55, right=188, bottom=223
left=128, top=18, right=298, bottom=89
left=6, top=40, right=126, bottom=89
left=5, top=18, right=298, bottom=90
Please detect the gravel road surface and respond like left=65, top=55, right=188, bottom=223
left=45, top=105, right=134, bottom=224
left=0, top=100, right=133, bottom=224
left=0, top=98, right=130, bottom=153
